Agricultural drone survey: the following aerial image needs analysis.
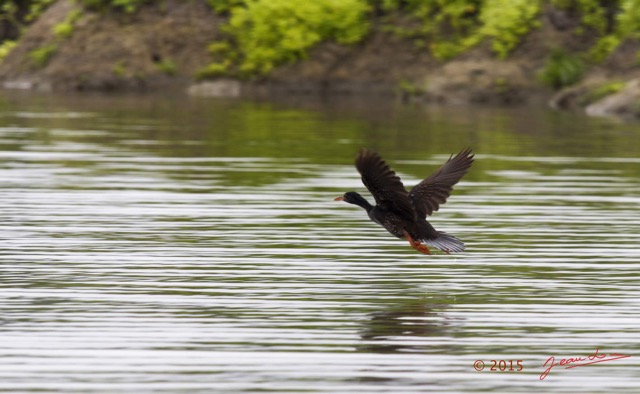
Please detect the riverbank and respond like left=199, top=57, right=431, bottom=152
left=2, top=0, right=640, bottom=119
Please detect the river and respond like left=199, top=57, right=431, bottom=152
left=1, top=91, right=638, bottom=392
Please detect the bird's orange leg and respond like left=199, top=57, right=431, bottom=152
left=404, top=231, right=431, bottom=255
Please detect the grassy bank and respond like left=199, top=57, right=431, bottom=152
left=2, top=1, right=639, bottom=69
left=2, top=0, right=640, bottom=99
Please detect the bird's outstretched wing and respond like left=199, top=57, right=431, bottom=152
left=409, top=148, right=474, bottom=218
left=356, top=149, right=416, bottom=221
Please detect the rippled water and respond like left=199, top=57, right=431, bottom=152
left=1, top=92, right=639, bottom=392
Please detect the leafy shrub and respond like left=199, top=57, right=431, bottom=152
left=589, top=35, right=621, bottom=62
left=195, top=61, right=231, bottom=80
left=29, top=43, right=57, bottom=67
left=539, top=49, right=584, bottom=89
left=222, top=0, right=370, bottom=75
left=380, top=0, right=481, bottom=60
left=380, top=0, right=539, bottom=60
left=615, top=0, right=640, bottom=37
left=477, top=0, right=540, bottom=59
left=591, top=0, right=640, bottom=61
left=549, top=0, right=625, bottom=62
left=52, top=9, right=82, bottom=39
left=0, top=40, right=16, bottom=61
left=53, top=21, right=74, bottom=38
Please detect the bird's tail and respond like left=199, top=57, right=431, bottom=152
left=422, top=231, right=465, bottom=254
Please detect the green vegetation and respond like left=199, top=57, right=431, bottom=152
left=589, top=0, right=640, bottom=62
left=19, top=5, right=84, bottom=68
left=53, top=9, right=82, bottom=39
left=0, top=1, right=56, bottom=62
left=195, top=0, right=640, bottom=81
left=53, top=20, right=74, bottom=39
left=195, top=42, right=234, bottom=78
left=579, top=81, right=626, bottom=105
left=199, top=0, right=542, bottom=76
left=195, top=61, right=231, bottom=80
left=207, top=0, right=538, bottom=75
left=380, top=0, right=480, bottom=60
left=551, top=0, right=640, bottom=63
left=538, top=49, right=585, bottom=89
left=155, top=58, right=177, bottom=75
left=206, top=0, right=244, bottom=13
left=0, top=39, right=16, bottom=61
left=5, top=0, right=640, bottom=87
left=29, top=43, right=57, bottom=67
left=550, top=0, right=610, bottom=34
left=0, top=0, right=56, bottom=28
left=477, top=0, right=540, bottom=58
left=212, top=0, right=370, bottom=76
left=381, top=0, right=540, bottom=60
left=112, top=60, right=127, bottom=76
left=397, top=79, right=422, bottom=96
left=78, top=0, right=151, bottom=13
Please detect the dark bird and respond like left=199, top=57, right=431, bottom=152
left=335, top=148, right=474, bottom=254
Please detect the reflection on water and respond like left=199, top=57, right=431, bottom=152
left=0, top=91, right=639, bottom=392
left=359, top=299, right=455, bottom=354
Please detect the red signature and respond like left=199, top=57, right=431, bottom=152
left=540, top=348, right=631, bottom=380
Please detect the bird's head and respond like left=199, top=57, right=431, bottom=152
left=334, top=191, right=372, bottom=211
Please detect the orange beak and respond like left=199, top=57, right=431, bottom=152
left=334, top=196, right=344, bottom=201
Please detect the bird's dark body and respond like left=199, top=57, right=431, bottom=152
left=336, top=148, right=474, bottom=254
left=369, top=206, right=437, bottom=241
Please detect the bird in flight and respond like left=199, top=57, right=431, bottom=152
left=335, top=148, right=474, bottom=254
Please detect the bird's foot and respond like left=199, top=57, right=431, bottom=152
left=404, top=231, right=431, bottom=255
left=413, top=242, right=431, bottom=255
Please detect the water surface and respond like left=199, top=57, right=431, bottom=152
left=1, top=92, right=639, bottom=392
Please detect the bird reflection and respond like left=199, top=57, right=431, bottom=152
left=358, top=298, right=456, bottom=354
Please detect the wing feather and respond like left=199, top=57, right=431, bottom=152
left=409, top=148, right=474, bottom=217
left=355, top=149, right=416, bottom=221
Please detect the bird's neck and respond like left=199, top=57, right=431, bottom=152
left=353, top=195, right=374, bottom=213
